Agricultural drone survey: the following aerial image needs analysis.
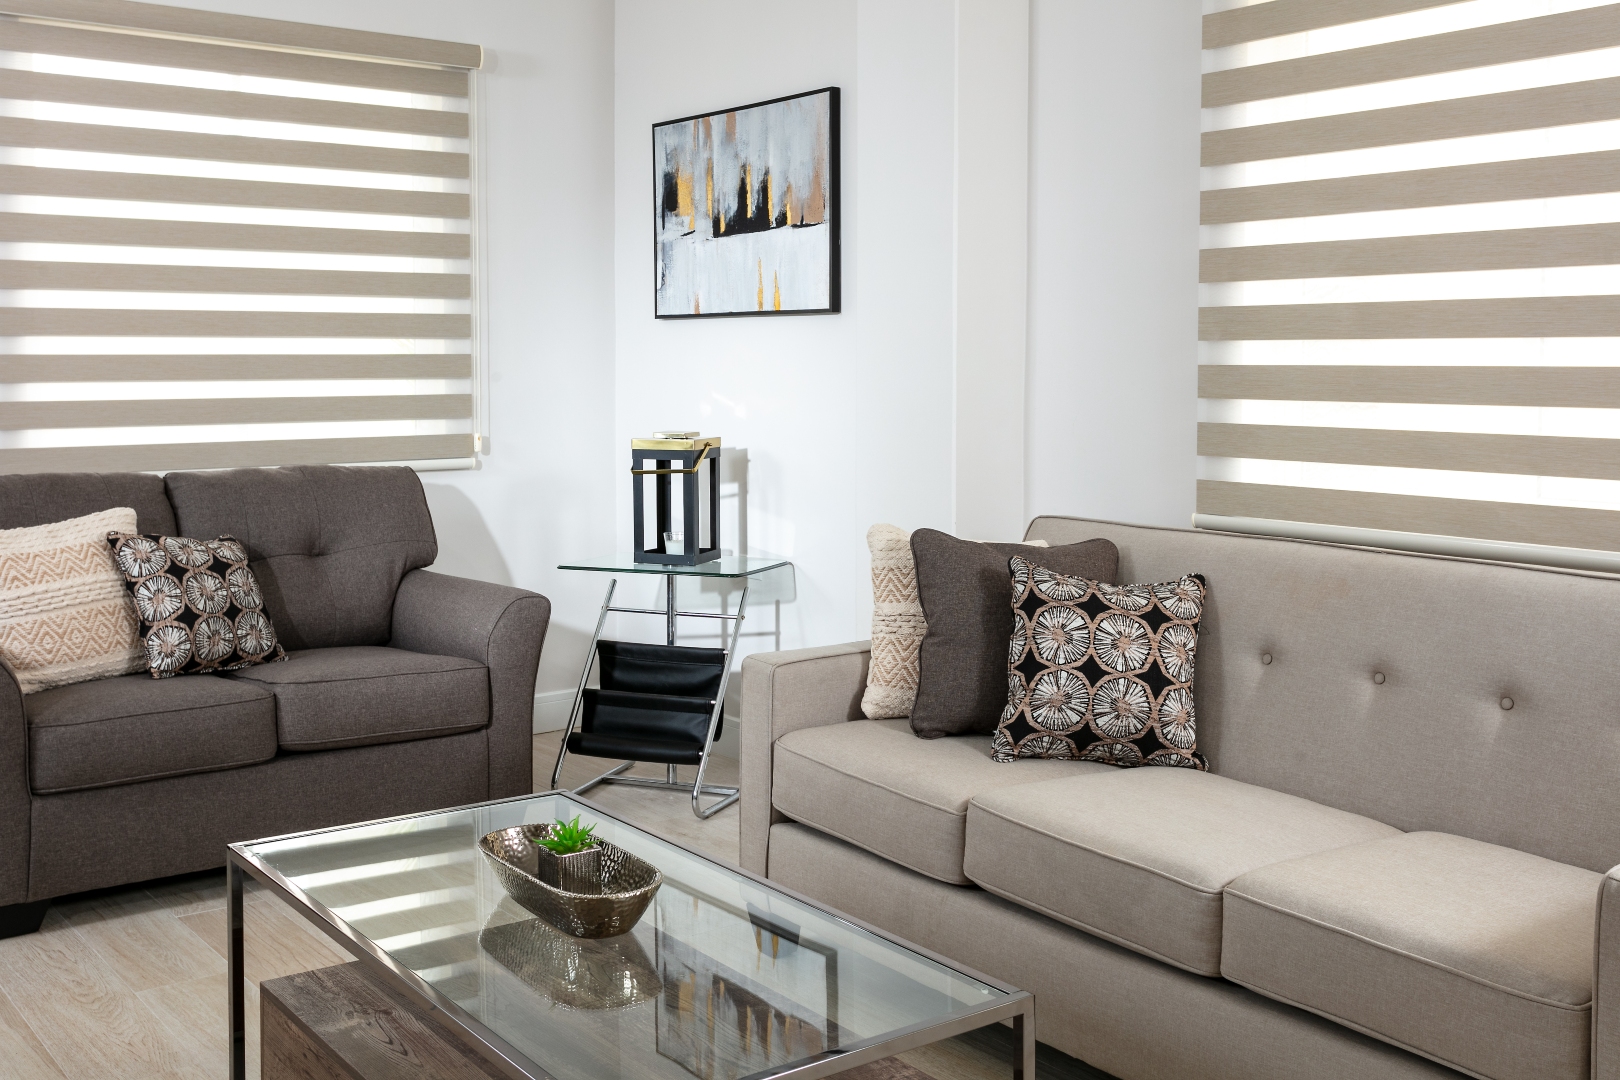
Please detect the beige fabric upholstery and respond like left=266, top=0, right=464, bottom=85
left=0, top=507, right=144, bottom=693
left=773, top=719, right=1111, bottom=884
left=769, top=822, right=1457, bottom=1080
left=1025, top=516, right=1620, bottom=875
left=1595, top=867, right=1620, bottom=1080
left=738, top=641, right=870, bottom=875
left=965, top=769, right=1397, bottom=975
left=1224, top=832, right=1599, bottom=1080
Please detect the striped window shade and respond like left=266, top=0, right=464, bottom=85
left=1197, top=0, right=1620, bottom=572
left=0, top=0, right=481, bottom=474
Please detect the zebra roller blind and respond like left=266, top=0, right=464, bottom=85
left=1197, top=0, right=1620, bottom=570
left=0, top=0, right=480, bottom=473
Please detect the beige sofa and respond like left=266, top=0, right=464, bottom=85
left=739, top=516, right=1620, bottom=1080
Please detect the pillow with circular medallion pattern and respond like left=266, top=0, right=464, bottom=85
left=106, top=532, right=287, bottom=679
left=993, top=554, right=1206, bottom=769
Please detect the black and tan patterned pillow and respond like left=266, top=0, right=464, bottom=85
left=993, top=554, right=1206, bottom=769
left=106, top=533, right=286, bottom=679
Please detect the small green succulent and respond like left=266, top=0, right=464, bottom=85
left=534, top=816, right=597, bottom=856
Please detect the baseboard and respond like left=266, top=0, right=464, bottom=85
left=532, top=689, right=576, bottom=733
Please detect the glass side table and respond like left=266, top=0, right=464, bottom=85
left=551, top=556, right=792, bottom=819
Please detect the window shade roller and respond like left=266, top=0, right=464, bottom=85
left=1199, top=0, right=1620, bottom=566
left=0, top=0, right=480, bottom=473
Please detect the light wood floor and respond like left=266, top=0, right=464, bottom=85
left=0, top=737, right=1101, bottom=1080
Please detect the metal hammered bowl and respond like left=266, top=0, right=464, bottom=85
left=479, top=824, right=662, bottom=939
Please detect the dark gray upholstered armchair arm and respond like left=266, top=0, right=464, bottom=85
left=390, top=570, right=551, bottom=800
left=0, top=658, right=28, bottom=907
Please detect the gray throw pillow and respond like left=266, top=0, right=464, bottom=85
left=909, top=529, right=1118, bottom=738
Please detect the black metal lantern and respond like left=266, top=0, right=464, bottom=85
left=631, top=432, right=722, bottom=565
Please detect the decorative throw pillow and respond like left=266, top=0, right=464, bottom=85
left=0, top=507, right=146, bottom=693
left=106, top=533, right=286, bottom=679
left=910, top=529, right=1118, bottom=738
left=994, top=555, right=1207, bottom=769
left=862, top=524, right=926, bottom=719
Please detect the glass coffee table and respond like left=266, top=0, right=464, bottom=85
left=226, top=792, right=1034, bottom=1080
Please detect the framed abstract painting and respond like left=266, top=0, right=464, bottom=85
left=653, top=87, right=840, bottom=318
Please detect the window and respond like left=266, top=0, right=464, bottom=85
left=0, top=0, right=481, bottom=472
left=1197, top=0, right=1620, bottom=571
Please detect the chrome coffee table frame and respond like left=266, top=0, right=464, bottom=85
left=225, top=791, right=1035, bottom=1080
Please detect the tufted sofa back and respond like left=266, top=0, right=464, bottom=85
left=1026, top=515, right=1620, bottom=873
left=0, top=472, right=176, bottom=534
left=165, top=465, right=437, bottom=652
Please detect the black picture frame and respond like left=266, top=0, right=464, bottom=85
left=652, top=86, right=841, bottom=319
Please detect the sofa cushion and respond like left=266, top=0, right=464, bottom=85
left=108, top=533, right=286, bottom=679
left=230, top=645, right=487, bottom=751
left=964, top=769, right=1398, bottom=974
left=164, top=465, right=436, bottom=651
left=994, top=559, right=1207, bottom=768
left=910, top=529, right=1118, bottom=738
left=1222, top=831, right=1599, bottom=1080
left=0, top=507, right=145, bottom=693
left=26, top=672, right=276, bottom=794
left=772, top=718, right=1111, bottom=883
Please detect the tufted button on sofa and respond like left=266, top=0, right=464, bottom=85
left=742, top=517, right=1620, bottom=1080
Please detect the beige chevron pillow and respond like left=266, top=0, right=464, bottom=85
left=862, top=524, right=925, bottom=719
left=0, top=507, right=145, bottom=694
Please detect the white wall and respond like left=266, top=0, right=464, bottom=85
left=160, top=0, right=619, bottom=724
left=612, top=0, right=961, bottom=659
left=1025, top=0, right=1203, bottom=529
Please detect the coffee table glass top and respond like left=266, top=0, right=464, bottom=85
left=235, top=793, right=1011, bottom=1080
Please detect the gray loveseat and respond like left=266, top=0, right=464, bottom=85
left=741, top=516, right=1620, bottom=1080
left=0, top=464, right=549, bottom=937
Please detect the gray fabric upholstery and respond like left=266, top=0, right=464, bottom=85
left=27, top=729, right=489, bottom=899
left=964, top=769, right=1398, bottom=975
left=0, top=662, right=26, bottom=906
left=738, top=641, right=871, bottom=875
left=229, top=646, right=487, bottom=752
left=1223, top=832, right=1600, bottom=1080
left=1596, top=867, right=1620, bottom=1080
left=165, top=465, right=437, bottom=651
left=26, top=673, right=276, bottom=794
left=908, top=530, right=1118, bottom=738
left=1025, top=516, right=1620, bottom=875
left=773, top=718, right=1112, bottom=884
left=389, top=569, right=550, bottom=800
left=0, top=471, right=175, bottom=534
left=768, top=822, right=1459, bottom=1080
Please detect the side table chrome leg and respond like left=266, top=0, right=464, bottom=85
left=1013, top=1001, right=1036, bottom=1080
left=691, top=579, right=748, bottom=819
left=227, top=860, right=246, bottom=1080
left=665, top=573, right=677, bottom=646
left=551, top=579, right=615, bottom=792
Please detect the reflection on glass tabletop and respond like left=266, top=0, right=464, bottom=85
left=236, top=793, right=1009, bottom=1080
left=557, top=555, right=791, bottom=578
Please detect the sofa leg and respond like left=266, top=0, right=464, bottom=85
left=0, top=899, right=49, bottom=939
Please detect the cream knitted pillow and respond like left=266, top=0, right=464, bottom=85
left=862, top=524, right=924, bottom=719
left=0, top=507, right=145, bottom=693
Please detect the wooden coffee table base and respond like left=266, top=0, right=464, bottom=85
left=262, top=962, right=947, bottom=1080
left=261, top=963, right=505, bottom=1080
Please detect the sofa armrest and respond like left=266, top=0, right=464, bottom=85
left=739, top=641, right=870, bottom=875
left=390, top=569, right=551, bottom=800
left=0, top=658, right=25, bottom=906
left=1597, top=867, right=1620, bottom=1079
